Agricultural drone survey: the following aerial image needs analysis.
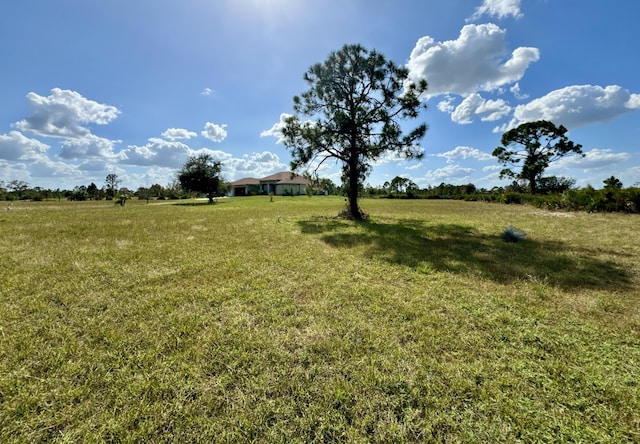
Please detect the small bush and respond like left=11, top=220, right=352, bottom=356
left=502, top=192, right=524, bottom=204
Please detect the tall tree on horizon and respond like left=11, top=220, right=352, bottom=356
left=281, top=44, right=428, bottom=220
left=177, top=153, right=223, bottom=204
left=105, top=173, right=120, bottom=199
left=493, top=120, right=583, bottom=195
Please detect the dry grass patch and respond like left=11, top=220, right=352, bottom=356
left=1, top=197, right=638, bottom=442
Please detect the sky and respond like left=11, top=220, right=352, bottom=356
left=1, top=0, right=639, bottom=191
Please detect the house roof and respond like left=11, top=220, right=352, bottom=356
left=230, top=177, right=260, bottom=186
left=260, top=172, right=311, bottom=185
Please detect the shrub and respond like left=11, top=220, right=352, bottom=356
left=502, top=192, right=524, bottom=204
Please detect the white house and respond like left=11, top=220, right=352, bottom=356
left=229, top=172, right=311, bottom=196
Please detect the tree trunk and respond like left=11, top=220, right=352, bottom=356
left=347, top=155, right=362, bottom=220
left=528, top=174, right=538, bottom=194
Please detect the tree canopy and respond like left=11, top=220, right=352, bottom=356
left=281, top=44, right=428, bottom=219
left=492, top=120, right=583, bottom=194
left=105, top=174, right=120, bottom=198
left=177, top=153, right=223, bottom=204
left=603, top=176, right=623, bottom=190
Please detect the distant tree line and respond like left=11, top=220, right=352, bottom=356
left=0, top=174, right=225, bottom=203
left=359, top=175, right=640, bottom=213
left=2, top=173, right=638, bottom=213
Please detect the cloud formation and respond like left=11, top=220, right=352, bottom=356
left=437, top=146, right=493, bottom=162
left=423, top=164, right=475, bottom=184
left=450, top=94, right=512, bottom=124
left=468, top=0, right=523, bottom=21
left=0, top=131, right=50, bottom=161
left=495, top=84, right=640, bottom=131
left=59, top=134, right=124, bottom=160
left=202, top=122, right=228, bottom=142
left=162, top=128, right=197, bottom=140
left=554, top=148, right=631, bottom=171
left=223, top=151, right=288, bottom=179
left=260, top=113, right=293, bottom=144
left=121, top=138, right=194, bottom=167
left=14, top=88, right=120, bottom=139
left=407, top=24, right=539, bottom=97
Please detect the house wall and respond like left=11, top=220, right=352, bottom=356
left=275, top=184, right=304, bottom=195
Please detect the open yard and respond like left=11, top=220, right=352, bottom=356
left=1, top=196, right=639, bottom=442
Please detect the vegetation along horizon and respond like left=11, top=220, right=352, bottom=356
left=1, top=195, right=638, bottom=442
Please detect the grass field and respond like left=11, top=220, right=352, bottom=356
left=1, top=196, right=639, bottom=442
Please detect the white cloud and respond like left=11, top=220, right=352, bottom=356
left=510, top=82, right=529, bottom=100
left=162, top=128, right=197, bottom=140
left=407, top=24, right=539, bottom=97
left=510, top=84, right=640, bottom=129
left=437, top=146, right=493, bottom=162
left=199, top=149, right=234, bottom=162
left=424, top=164, right=475, bottom=184
left=59, top=134, right=124, bottom=160
left=26, top=156, right=81, bottom=179
left=202, top=122, right=228, bottom=142
left=553, top=148, right=631, bottom=171
left=0, top=131, right=50, bottom=161
left=1, top=155, right=83, bottom=188
left=483, top=164, right=502, bottom=172
left=223, top=151, right=288, bottom=180
left=437, top=96, right=456, bottom=113
left=450, top=93, right=511, bottom=124
left=372, top=148, right=425, bottom=166
left=77, top=159, right=113, bottom=172
left=626, top=94, right=640, bottom=109
left=14, top=88, right=120, bottom=139
left=261, top=113, right=293, bottom=144
left=121, top=138, right=194, bottom=167
left=468, top=0, right=523, bottom=21
left=0, top=160, right=30, bottom=182
left=201, top=88, right=214, bottom=96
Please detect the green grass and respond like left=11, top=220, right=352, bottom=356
left=1, top=196, right=638, bottom=442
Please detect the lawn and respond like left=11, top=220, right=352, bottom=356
left=1, top=196, right=638, bottom=442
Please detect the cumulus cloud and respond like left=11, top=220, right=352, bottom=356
left=553, top=148, right=631, bottom=171
left=450, top=93, right=511, bottom=124
left=504, top=84, right=640, bottom=129
left=223, top=151, right=288, bottom=180
left=59, top=134, right=124, bottom=160
left=437, top=97, right=456, bottom=113
left=201, top=88, right=214, bottom=96
left=468, top=0, right=523, bottom=21
left=26, top=156, right=81, bottom=179
left=0, top=160, right=30, bottom=182
left=0, top=131, right=50, bottom=161
left=261, top=113, right=293, bottom=144
left=0, top=154, right=83, bottom=188
left=162, top=128, right=197, bottom=140
left=424, top=164, right=475, bottom=183
left=202, top=122, right=228, bottom=142
left=14, top=88, right=120, bottom=139
left=121, top=138, right=194, bottom=167
left=407, top=23, right=539, bottom=97
left=437, top=146, right=493, bottom=162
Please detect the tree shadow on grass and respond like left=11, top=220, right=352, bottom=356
left=297, top=217, right=631, bottom=291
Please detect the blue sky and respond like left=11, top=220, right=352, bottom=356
left=1, top=0, right=639, bottom=191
